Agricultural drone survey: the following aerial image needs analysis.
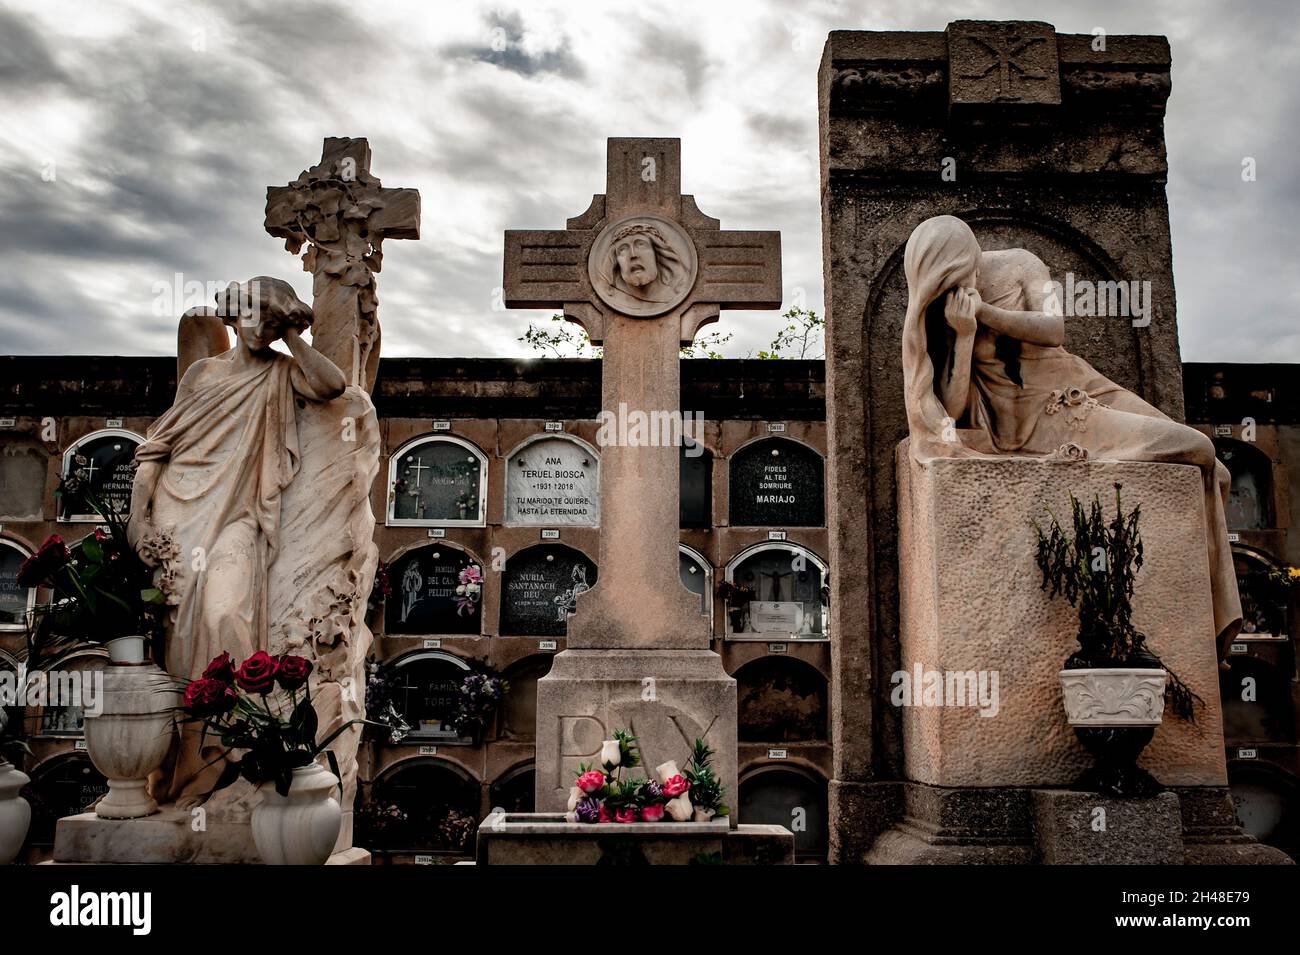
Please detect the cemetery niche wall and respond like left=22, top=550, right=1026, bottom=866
left=725, top=543, right=828, bottom=640
left=388, top=435, right=488, bottom=526
left=500, top=543, right=597, bottom=637
left=0, top=538, right=34, bottom=629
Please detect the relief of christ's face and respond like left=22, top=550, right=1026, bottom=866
left=614, top=233, right=658, bottom=289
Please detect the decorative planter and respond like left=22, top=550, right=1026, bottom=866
left=84, top=663, right=179, bottom=819
left=0, top=759, right=32, bottom=864
left=1058, top=667, right=1167, bottom=798
left=105, top=635, right=146, bottom=665
left=1058, top=668, right=1167, bottom=727
left=251, top=763, right=342, bottom=865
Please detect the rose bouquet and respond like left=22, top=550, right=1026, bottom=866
left=565, top=730, right=729, bottom=824
left=181, top=650, right=376, bottom=798
left=450, top=662, right=506, bottom=737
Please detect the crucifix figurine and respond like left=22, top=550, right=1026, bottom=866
left=505, top=138, right=781, bottom=650
left=265, top=137, right=420, bottom=390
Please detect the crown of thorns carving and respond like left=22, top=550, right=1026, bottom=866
left=610, top=223, right=668, bottom=246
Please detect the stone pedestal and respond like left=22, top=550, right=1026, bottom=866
left=476, top=812, right=792, bottom=865
left=51, top=807, right=370, bottom=865
left=534, top=650, right=737, bottom=816
left=1031, top=790, right=1183, bottom=864
left=895, top=447, right=1227, bottom=789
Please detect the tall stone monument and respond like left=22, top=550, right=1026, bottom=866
left=819, top=22, right=1286, bottom=863
left=503, top=138, right=781, bottom=815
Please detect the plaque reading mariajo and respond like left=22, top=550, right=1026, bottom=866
left=728, top=437, right=825, bottom=527
left=386, top=545, right=483, bottom=635
left=505, top=437, right=599, bottom=526
left=59, top=432, right=141, bottom=521
left=500, top=544, right=598, bottom=637
left=390, top=438, right=485, bottom=525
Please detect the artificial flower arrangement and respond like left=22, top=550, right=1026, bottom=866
left=450, top=661, right=506, bottom=737
left=454, top=564, right=484, bottom=616
left=565, top=732, right=729, bottom=824
left=181, top=650, right=375, bottom=797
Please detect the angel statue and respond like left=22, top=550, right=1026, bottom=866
left=128, top=277, right=351, bottom=808
left=900, top=215, right=1241, bottom=656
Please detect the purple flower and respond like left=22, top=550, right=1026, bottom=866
left=641, top=780, right=664, bottom=801
left=574, top=798, right=601, bottom=824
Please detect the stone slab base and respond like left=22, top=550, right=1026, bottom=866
left=1031, top=790, right=1182, bottom=864
left=535, top=649, right=737, bottom=815
left=52, top=806, right=366, bottom=865
left=829, top=780, right=902, bottom=864
left=1175, top=786, right=1295, bottom=865
left=864, top=783, right=1033, bottom=864
left=476, top=812, right=793, bottom=865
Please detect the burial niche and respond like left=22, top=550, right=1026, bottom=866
left=739, top=767, right=829, bottom=863
left=489, top=763, right=536, bottom=814
left=1229, top=766, right=1298, bottom=854
left=360, top=758, right=481, bottom=854
left=725, top=543, right=828, bottom=639
left=500, top=544, right=598, bottom=637
left=21, top=753, right=109, bottom=847
left=680, top=439, right=712, bottom=528
left=736, top=656, right=829, bottom=741
left=728, top=437, right=824, bottom=527
left=1234, top=550, right=1289, bottom=639
left=36, top=652, right=106, bottom=736
left=388, top=435, right=487, bottom=526
left=0, top=438, right=47, bottom=520
left=385, top=543, right=484, bottom=636
left=679, top=544, right=712, bottom=616
left=387, top=650, right=473, bottom=742
left=59, top=429, right=142, bottom=521
left=1219, top=655, right=1295, bottom=745
left=0, top=538, right=35, bottom=630
left=1216, top=439, right=1273, bottom=530
left=499, top=655, right=553, bottom=739
left=505, top=435, right=600, bottom=526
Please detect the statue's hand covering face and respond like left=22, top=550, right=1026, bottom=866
left=216, top=277, right=314, bottom=354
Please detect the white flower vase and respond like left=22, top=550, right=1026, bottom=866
left=251, top=763, right=342, bottom=865
left=665, top=793, right=693, bottom=822
left=0, top=760, right=32, bottom=864
left=84, top=662, right=179, bottom=819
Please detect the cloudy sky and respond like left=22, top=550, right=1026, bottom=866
left=0, top=0, right=1295, bottom=362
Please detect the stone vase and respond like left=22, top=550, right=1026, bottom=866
left=84, top=663, right=179, bottom=819
left=251, top=763, right=342, bottom=865
left=0, top=759, right=32, bottom=864
left=1059, top=667, right=1167, bottom=798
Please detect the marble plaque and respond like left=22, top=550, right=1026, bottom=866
left=506, top=437, right=599, bottom=526
left=500, top=545, right=597, bottom=637
left=386, top=545, right=482, bottom=635
left=60, top=432, right=140, bottom=520
left=0, top=439, right=47, bottom=519
left=391, top=439, right=484, bottom=524
left=728, top=438, right=824, bottom=527
left=0, top=543, right=32, bottom=626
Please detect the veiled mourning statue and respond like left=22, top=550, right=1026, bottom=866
left=129, top=277, right=347, bottom=807
left=900, top=215, right=1241, bottom=654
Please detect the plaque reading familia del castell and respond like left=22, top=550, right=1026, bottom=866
left=505, top=437, right=600, bottom=526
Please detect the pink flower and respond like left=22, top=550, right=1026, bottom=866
left=576, top=770, right=606, bottom=794
left=458, top=565, right=484, bottom=586
left=598, top=803, right=614, bottom=823
left=615, top=808, right=638, bottom=824
left=640, top=803, right=665, bottom=822
left=662, top=774, right=691, bottom=798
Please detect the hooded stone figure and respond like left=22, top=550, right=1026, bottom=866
left=900, top=214, right=1242, bottom=655
left=129, top=276, right=346, bottom=807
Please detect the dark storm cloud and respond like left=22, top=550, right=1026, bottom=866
left=633, top=23, right=710, bottom=101
left=444, top=9, right=585, bottom=79
left=0, top=7, right=64, bottom=87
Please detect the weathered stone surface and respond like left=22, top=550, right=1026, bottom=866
left=864, top=782, right=1033, bottom=864
left=534, top=650, right=737, bottom=815
left=897, top=449, right=1227, bottom=788
left=1031, top=790, right=1182, bottom=864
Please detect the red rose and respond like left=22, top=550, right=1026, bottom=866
left=598, top=803, right=614, bottom=823
left=615, top=807, right=638, bottom=824
left=640, top=803, right=665, bottom=822
left=235, top=651, right=280, bottom=695
left=184, top=678, right=237, bottom=717
left=16, top=535, right=72, bottom=588
left=662, top=774, right=691, bottom=798
left=202, top=652, right=236, bottom=683
left=276, top=654, right=313, bottom=691
left=576, top=770, right=606, bottom=794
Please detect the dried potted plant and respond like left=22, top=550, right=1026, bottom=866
left=1034, top=483, right=1200, bottom=797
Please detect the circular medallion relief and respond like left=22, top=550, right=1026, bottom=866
left=587, top=214, right=698, bottom=317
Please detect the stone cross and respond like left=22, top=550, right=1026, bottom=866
left=265, top=137, right=420, bottom=389
left=504, top=138, right=781, bottom=650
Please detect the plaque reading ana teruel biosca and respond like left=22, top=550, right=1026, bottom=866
left=506, top=437, right=599, bottom=526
